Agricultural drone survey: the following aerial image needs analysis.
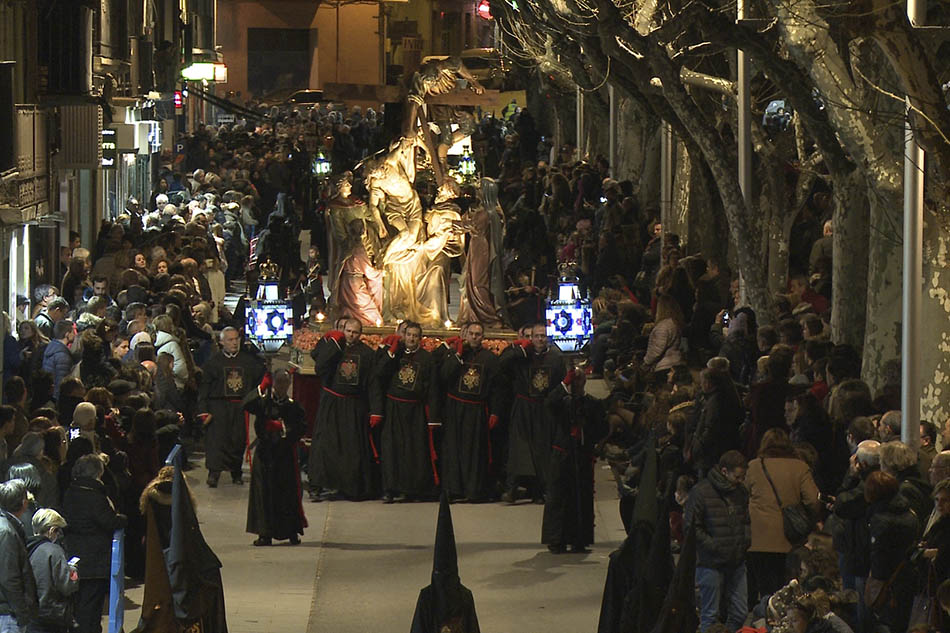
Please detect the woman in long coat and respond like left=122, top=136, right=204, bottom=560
left=744, top=428, right=819, bottom=603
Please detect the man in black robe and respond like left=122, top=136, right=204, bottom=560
left=501, top=323, right=565, bottom=503
left=439, top=322, right=502, bottom=502
left=198, top=326, right=265, bottom=487
left=244, top=369, right=307, bottom=545
left=308, top=318, right=381, bottom=500
left=410, top=492, right=480, bottom=633
left=372, top=321, right=439, bottom=502
left=598, top=436, right=674, bottom=633
left=598, top=438, right=655, bottom=633
left=542, top=368, right=608, bottom=552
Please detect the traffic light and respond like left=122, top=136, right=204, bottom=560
left=173, top=90, right=183, bottom=111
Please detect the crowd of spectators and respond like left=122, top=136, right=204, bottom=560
left=0, top=95, right=942, bottom=633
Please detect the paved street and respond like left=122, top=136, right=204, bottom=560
left=122, top=383, right=626, bottom=633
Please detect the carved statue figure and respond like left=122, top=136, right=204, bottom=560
left=330, top=58, right=503, bottom=328
left=457, top=178, right=506, bottom=328
left=326, top=172, right=385, bottom=316
left=331, top=218, right=384, bottom=326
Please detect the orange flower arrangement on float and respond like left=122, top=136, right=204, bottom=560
left=291, top=329, right=514, bottom=355
left=292, top=328, right=323, bottom=352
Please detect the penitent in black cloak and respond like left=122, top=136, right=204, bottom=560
left=410, top=492, right=480, bottom=633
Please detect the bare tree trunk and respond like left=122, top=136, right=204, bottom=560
left=617, top=96, right=658, bottom=196
left=671, top=137, right=691, bottom=246
left=830, top=170, right=869, bottom=349
left=639, top=127, right=662, bottom=215
left=861, top=188, right=903, bottom=391
left=686, top=146, right=728, bottom=267
left=766, top=209, right=791, bottom=297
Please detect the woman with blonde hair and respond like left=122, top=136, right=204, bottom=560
left=28, top=508, right=79, bottom=633
left=641, top=294, right=685, bottom=384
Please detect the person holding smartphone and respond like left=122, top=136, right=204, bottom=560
left=27, top=509, right=79, bottom=633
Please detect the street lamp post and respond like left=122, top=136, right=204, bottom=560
left=901, top=0, right=925, bottom=449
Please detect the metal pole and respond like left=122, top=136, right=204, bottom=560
left=379, top=2, right=386, bottom=86
left=659, top=122, right=672, bottom=244
left=737, top=1, right=751, bottom=207
left=336, top=2, right=341, bottom=83
left=608, top=83, right=617, bottom=178
left=902, top=0, right=925, bottom=449
left=736, top=0, right=752, bottom=305
left=575, top=86, right=584, bottom=161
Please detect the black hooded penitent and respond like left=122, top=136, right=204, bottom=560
left=409, top=492, right=480, bottom=633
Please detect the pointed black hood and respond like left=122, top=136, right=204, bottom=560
left=432, top=490, right=459, bottom=582
left=410, top=492, right=481, bottom=633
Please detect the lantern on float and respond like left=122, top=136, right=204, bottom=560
left=312, top=150, right=332, bottom=178
left=458, top=145, right=477, bottom=182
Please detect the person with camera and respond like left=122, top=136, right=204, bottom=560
left=26, top=509, right=78, bottom=633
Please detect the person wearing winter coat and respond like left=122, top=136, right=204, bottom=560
left=920, top=479, right=950, bottom=588
left=786, top=387, right=849, bottom=494
left=687, top=368, right=744, bottom=476
left=864, top=470, right=918, bottom=633
left=744, top=428, right=820, bottom=603
left=684, top=450, right=752, bottom=633
left=0, top=479, right=38, bottom=632
left=879, top=440, right=933, bottom=534
left=151, top=316, right=188, bottom=390
left=61, top=454, right=127, bottom=633
left=716, top=311, right=758, bottom=385
left=641, top=295, right=685, bottom=382
left=3, top=433, right=59, bottom=510
left=830, top=440, right=879, bottom=633
left=40, top=321, right=76, bottom=401
left=26, top=509, right=78, bottom=633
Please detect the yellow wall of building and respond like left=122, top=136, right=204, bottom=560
left=314, top=2, right=382, bottom=88
left=216, top=0, right=381, bottom=99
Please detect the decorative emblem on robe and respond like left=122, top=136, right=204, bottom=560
left=337, top=354, right=360, bottom=385
left=439, top=617, right=464, bottom=633
left=225, top=367, right=245, bottom=397
left=459, top=363, right=482, bottom=395
left=397, top=361, right=418, bottom=390
left=530, top=367, right=550, bottom=396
